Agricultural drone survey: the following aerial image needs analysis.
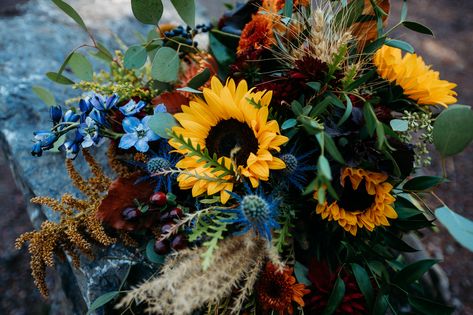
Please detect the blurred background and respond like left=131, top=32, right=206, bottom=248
left=0, top=0, right=472, bottom=314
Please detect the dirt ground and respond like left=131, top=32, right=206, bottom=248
left=0, top=0, right=472, bottom=314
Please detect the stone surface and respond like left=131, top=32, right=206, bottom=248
left=0, top=0, right=207, bottom=313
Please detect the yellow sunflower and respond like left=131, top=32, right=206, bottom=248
left=169, top=77, right=288, bottom=203
left=374, top=45, right=457, bottom=107
left=315, top=168, right=397, bottom=236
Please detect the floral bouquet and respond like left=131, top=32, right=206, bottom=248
left=17, top=0, right=473, bottom=314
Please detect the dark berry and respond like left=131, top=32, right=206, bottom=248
left=154, top=239, right=170, bottom=255
left=161, top=223, right=174, bottom=234
left=160, top=211, right=171, bottom=222
left=169, top=208, right=184, bottom=220
left=171, top=234, right=188, bottom=251
left=150, top=192, right=167, bottom=207
left=122, top=207, right=140, bottom=221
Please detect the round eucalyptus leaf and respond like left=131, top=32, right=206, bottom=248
left=151, top=47, right=179, bottom=83
left=124, top=45, right=147, bottom=69
left=433, top=105, right=473, bottom=156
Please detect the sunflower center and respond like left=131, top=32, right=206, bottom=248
left=206, top=118, right=258, bottom=166
left=338, top=179, right=375, bottom=212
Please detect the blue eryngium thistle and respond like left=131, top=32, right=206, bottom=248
left=278, top=148, right=317, bottom=191
left=225, top=187, right=280, bottom=240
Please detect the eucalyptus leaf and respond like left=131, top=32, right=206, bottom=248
left=188, top=68, right=211, bottom=89
left=385, top=39, right=415, bottom=54
left=283, top=0, right=293, bottom=18
left=69, top=52, right=93, bottom=81
left=390, top=119, right=408, bottom=132
left=433, top=105, right=473, bottom=156
left=435, top=206, right=473, bottom=252
left=87, top=291, right=120, bottom=314
left=52, top=0, right=88, bottom=33
left=282, top=118, right=297, bottom=130
left=408, top=296, right=455, bottom=315
left=145, top=240, right=165, bottom=264
left=321, top=277, right=345, bottom=315
left=176, top=87, right=203, bottom=94
left=170, top=0, right=196, bottom=28
left=46, top=72, right=75, bottom=85
left=351, top=263, right=374, bottom=307
left=294, top=261, right=312, bottom=286
left=151, top=47, right=179, bottom=82
left=148, top=112, right=178, bottom=139
left=32, top=86, right=56, bottom=106
left=131, top=0, right=164, bottom=25
left=124, top=45, right=148, bottom=69
left=392, top=259, right=439, bottom=288
left=403, top=176, right=448, bottom=192
left=318, top=155, right=332, bottom=180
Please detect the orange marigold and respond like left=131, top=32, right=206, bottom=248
left=237, top=12, right=275, bottom=58
left=256, top=262, right=310, bottom=315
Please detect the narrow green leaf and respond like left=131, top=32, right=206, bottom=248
left=318, top=155, right=332, bottom=181
left=32, top=86, right=56, bottom=106
left=148, top=111, right=178, bottom=138
left=294, top=261, right=312, bottom=286
left=385, top=39, right=415, bottom=53
left=346, top=69, right=376, bottom=91
left=403, top=176, right=448, bottom=192
left=376, top=122, right=385, bottom=149
left=188, top=68, right=211, bottom=89
left=364, top=36, right=386, bottom=54
left=351, top=264, right=374, bottom=307
left=393, top=259, right=439, bottom=288
left=151, top=47, right=179, bottom=82
left=46, top=72, right=75, bottom=85
left=435, top=206, right=473, bottom=252
left=282, top=118, right=297, bottom=130
left=307, top=81, right=321, bottom=92
left=87, top=291, right=120, bottom=313
left=408, top=296, right=455, bottom=315
left=283, top=0, right=293, bottom=18
left=95, top=42, right=114, bottom=62
left=400, top=0, right=408, bottom=21
left=324, top=133, right=345, bottom=164
left=69, top=52, right=93, bottom=81
left=337, top=94, right=353, bottom=127
left=321, top=277, right=345, bottom=315
left=131, top=0, right=164, bottom=25
left=433, top=105, right=473, bottom=156
left=52, top=0, right=88, bottom=33
left=124, top=45, right=148, bottom=69
left=170, top=0, right=196, bottom=28
left=363, top=102, right=377, bottom=136
left=176, top=87, right=203, bottom=94
left=372, top=293, right=389, bottom=315
left=336, top=0, right=364, bottom=27
left=402, top=21, right=434, bottom=36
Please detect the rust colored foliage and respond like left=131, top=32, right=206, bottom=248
left=97, top=173, right=156, bottom=231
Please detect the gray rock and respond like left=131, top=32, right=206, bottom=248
left=0, top=0, right=208, bottom=313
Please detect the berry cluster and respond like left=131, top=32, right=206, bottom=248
left=163, top=24, right=212, bottom=47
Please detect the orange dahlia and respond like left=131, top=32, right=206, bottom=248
left=256, top=262, right=310, bottom=315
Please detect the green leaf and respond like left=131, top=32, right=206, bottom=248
left=69, top=52, right=93, bottom=81
left=402, top=21, right=434, bottom=36
left=148, top=111, right=178, bottom=139
left=46, top=72, right=75, bottom=85
left=390, top=119, right=408, bottom=132
left=363, top=36, right=386, bottom=54
left=403, top=176, right=448, bottom=192
left=385, top=39, right=415, bottom=54
left=396, top=207, right=422, bottom=219
left=346, top=69, right=376, bottom=91
left=408, top=296, right=455, bottom=315
left=131, top=0, right=164, bottom=25
left=372, top=293, right=389, bottom=315
left=324, top=133, right=345, bottom=164
left=145, top=239, right=165, bottom=264
left=337, top=94, right=353, bottom=127
left=363, top=102, right=377, bottom=136
left=87, top=291, right=120, bottom=314
left=318, top=155, right=332, bottom=181
left=209, top=32, right=235, bottom=71
left=393, top=259, right=439, bottom=288
left=51, top=0, right=88, bottom=33
left=283, top=0, right=293, bottom=18
left=294, top=261, right=312, bottom=286
left=400, top=0, right=408, bottom=21
left=375, top=122, right=385, bottom=149
left=124, top=45, right=148, bottom=69
left=176, top=87, right=203, bottom=94
left=435, top=206, right=473, bottom=252
left=188, top=68, right=211, bottom=89
left=95, top=42, right=114, bottom=63
left=170, top=0, right=195, bottom=28
left=336, top=0, right=364, bottom=27
left=282, top=118, right=297, bottom=130
left=32, top=86, right=56, bottom=106
left=433, top=105, right=473, bottom=156
left=151, top=47, right=179, bottom=82
left=307, top=81, right=321, bottom=92
left=321, top=277, right=345, bottom=315
left=351, top=263, right=374, bottom=307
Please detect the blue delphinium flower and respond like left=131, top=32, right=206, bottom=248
left=63, top=109, right=80, bottom=123
left=119, top=99, right=146, bottom=116
left=119, top=116, right=159, bottom=152
left=31, top=131, right=58, bottom=157
left=78, top=117, right=102, bottom=148
left=224, top=187, right=280, bottom=240
left=89, top=93, right=119, bottom=111
left=49, top=105, right=62, bottom=125
left=59, top=131, right=83, bottom=159
left=277, top=146, right=317, bottom=191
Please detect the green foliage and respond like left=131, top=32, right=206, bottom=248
left=52, top=0, right=88, bottom=33
left=69, top=52, right=93, bottom=81
left=385, top=39, right=415, bottom=54
left=170, top=0, right=196, bottom=28
left=274, top=206, right=295, bottom=253
left=146, top=239, right=165, bottom=264
left=403, top=176, right=448, bottom=192
left=433, top=105, right=473, bottom=156
left=351, top=263, right=374, bottom=307
left=124, top=45, right=148, bottom=69
left=151, top=47, right=180, bottom=82
left=335, top=0, right=364, bottom=27
left=32, top=86, right=56, bottom=106
left=402, top=21, right=434, bottom=36
left=131, top=0, right=163, bottom=25
left=435, top=206, right=473, bottom=252
left=87, top=291, right=120, bottom=314
left=187, top=68, right=211, bottom=90
left=408, top=296, right=455, bottom=315
left=321, top=276, right=345, bottom=315
left=294, top=261, right=311, bottom=286
left=392, top=259, right=439, bottom=289
left=46, top=71, right=74, bottom=85
left=148, top=112, right=178, bottom=139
